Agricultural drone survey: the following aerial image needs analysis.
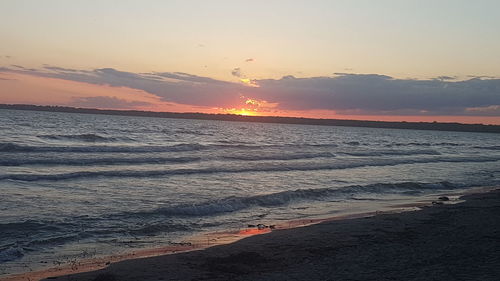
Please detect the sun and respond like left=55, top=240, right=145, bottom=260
left=226, top=108, right=258, bottom=116
left=219, top=97, right=277, bottom=116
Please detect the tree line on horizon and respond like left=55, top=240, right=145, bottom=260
left=1, top=103, right=499, bottom=134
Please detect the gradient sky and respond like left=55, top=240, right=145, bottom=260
left=1, top=0, right=500, bottom=124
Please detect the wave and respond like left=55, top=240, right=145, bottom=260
left=170, top=129, right=214, bottom=136
left=474, top=145, right=500, bottom=151
left=223, top=152, right=335, bottom=161
left=0, top=218, right=187, bottom=238
left=130, top=181, right=462, bottom=217
left=127, top=222, right=192, bottom=236
left=0, top=141, right=343, bottom=154
left=339, top=149, right=441, bottom=157
left=388, top=142, right=463, bottom=147
left=0, top=246, right=24, bottom=263
left=0, top=156, right=200, bottom=166
left=0, top=218, right=192, bottom=259
left=26, top=234, right=80, bottom=247
left=3, top=155, right=499, bottom=182
left=0, top=220, right=76, bottom=238
left=0, top=149, right=443, bottom=166
left=0, top=142, right=207, bottom=153
left=37, top=133, right=134, bottom=142
left=0, top=220, right=81, bottom=263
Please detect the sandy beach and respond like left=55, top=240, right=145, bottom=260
left=1, top=188, right=495, bottom=281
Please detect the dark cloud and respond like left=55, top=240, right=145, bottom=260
left=249, top=73, right=500, bottom=116
left=43, top=65, right=82, bottom=72
left=153, top=72, right=230, bottom=85
left=467, top=75, right=498, bottom=79
left=2, top=65, right=500, bottom=116
left=69, top=96, right=152, bottom=109
left=433, top=75, right=457, bottom=81
left=10, top=65, right=37, bottom=71
left=231, top=67, right=242, bottom=78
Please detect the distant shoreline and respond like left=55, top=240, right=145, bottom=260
left=2, top=104, right=500, bottom=134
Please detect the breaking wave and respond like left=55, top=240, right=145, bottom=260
left=131, top=181, right=462, bottom=217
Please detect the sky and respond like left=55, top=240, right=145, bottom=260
left=1, top=0, right=500, bottom=124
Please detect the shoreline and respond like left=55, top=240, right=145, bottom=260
left=2, top=186, right=498, bottom=281
left=0, top=209, right=401, bottom=281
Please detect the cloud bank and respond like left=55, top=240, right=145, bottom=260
left=251, top=74, right=500, bottom=116
left=1, top=65, right=499, bottom=117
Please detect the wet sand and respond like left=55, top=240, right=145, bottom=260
left=3, top=189, right=500, bottom=281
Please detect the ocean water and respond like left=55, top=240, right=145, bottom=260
left=1, top=109, right=500, bottom=275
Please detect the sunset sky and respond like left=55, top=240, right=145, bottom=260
left=1, top=0, right=499, bottom=124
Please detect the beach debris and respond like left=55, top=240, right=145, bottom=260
left=168, top=241, right=193, bottom=246
left=432, top=196, right=451, bottom=205
left=246, top=223, right=276, bottom=230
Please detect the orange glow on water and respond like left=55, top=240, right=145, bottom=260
left=238, top=228, right=271, bottom=235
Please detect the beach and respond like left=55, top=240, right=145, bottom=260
left=2, top=188, right=495, bottom=281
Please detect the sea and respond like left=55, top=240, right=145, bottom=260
left=1, top=109, right=499, bottom=276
